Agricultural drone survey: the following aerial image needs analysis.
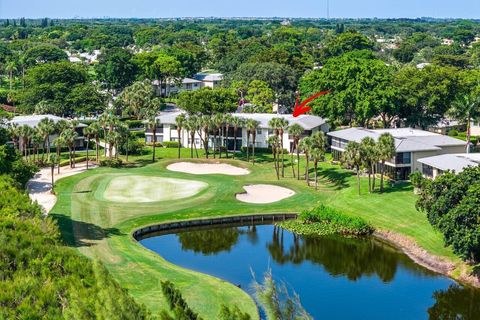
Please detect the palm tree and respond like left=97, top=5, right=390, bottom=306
left=18, top=125, right=33, bottom=160
left=31, top=130, right=43, bottom=163
left=246, top=119, right=260, bottom=164
left=8, top=123, right=19, bottom=150
left=268, top=135, right=280, bottom=180
left=88, top=121, right=102, bottom=163
left=185, top=115, right=199, bottom=158
left=449, top=94, right=480, bottom=153
left=83, top=125, right=95, bottom=169
left=377, top=133, right=396, bottom=193
left=268, top=118, right=280, bottom=174
left=4, top=60, right=17, bottom=90
left=344, top=141, right=363, bottom=195
left=200, top=115, right=212, bottom=158
left=70, top=120, right=80, bottom=165
left=145, top=111, right=159, bottom=162
left=288, top=124, right=304, bottom=179
left=60, top=128, right=78, bottom=168
left=310, top=131, right=327, bottom=190
left=212, top=113, right=224, bottom=159
left=230, top=116, right=243, bottom=159
left=175, top=113, right=187, bottom=159
left=278, top=118, right=289, bottom=177
left=223, top=114, right=233, bottom=159
left=37, top=117, right=55, bottom=161
left=53, top=135, right=65, bottom=174
left=360, top=137, right=377, bottom=193
left=98, top=113, right=112, bottom=157
left=298, top=137, right=313, bottom=186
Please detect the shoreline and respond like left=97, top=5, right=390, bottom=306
left=374, top=230, right=480, bottom=288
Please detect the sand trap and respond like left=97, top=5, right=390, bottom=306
left=236, top=184, right=295, bottom=204
left=167, top=162, right=250, bottom=176
left=102, top=176, right=207, bottom=203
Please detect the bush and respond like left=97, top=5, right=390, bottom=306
left=448, top=129, right=459, bottom=137
left=163, top=141, right=180, bottom=148
left=125, top=119, right=144, bottom=129
left=409, top=171, right=426, bottom=190
left=131, top=130, right=145, bottom=139
left=99, top=158, right=123, bottom=168
left=281, top=205, right=374, bottom=236
left=119, top=137, right=145, bottom=155
left=160, top=281, right=201, bottom=320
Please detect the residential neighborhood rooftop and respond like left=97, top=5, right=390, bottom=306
left=418, top=153, right=480, bottom=173
left=328, top=127, right=465, bottom=152
left=8, top=114, right=87, bottom=128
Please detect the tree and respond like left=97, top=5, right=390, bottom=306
left=144, top=110, right=159, bottom=162
left=200, top=115, right=212, bottom=158
left=376, top=133, right=396, bottom=193
left=230, top=116, right=244, bottom=159
left=65, top=83, right=107, bottom=116
left=343, top=141, right=363, bottom=195
left=268, top=135, right=280, bottom=180
left=175, top=113, right=187, bottom=159
left=360, top=137, right=377, bottom=192
left=19, top=62, right=89, bottom=116
left=246, top=119, right=260, bottom=164
left=298, top=137, right=313, bottom=185
left=246, top=80, right=274, bottom=112
left=310, top=131, right=327, bottom=190
left=95, top=48, right=137, bottom=93
left=185, top=115, right=199, bottom=158
left=4, top=60, right=17, bottom=90
left=60, top=128, right=78, bottom=168
left=322, top=31, right=374, bottom=58
left=395, top=65, right=460, bottom=128
left=277, top=118, right=289, bottom=177
left=119, top=80, right=159, bottom=119
left=417, top=167, right=480, bottom=262
left=288, top=124, right=304, bottom=179
left=23, top=44, right=68, bottom=67
left=88, top=121, right=102, bottom=163
left=212, top=113, right=224, bottom=159
left=151, top=53, right=183, bottom=97
left=37, top=117, right=55, bottom=161
left=300, top=51, right=397, bottom=127
left=178, top=87, right=237, bottom=115
left=448, top=94, right=480, bottom=153
left=83, top=125, right=95, bottom=169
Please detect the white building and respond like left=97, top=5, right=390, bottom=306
left=193, top=73, right=223, bottom=88
left=8, top=114, right=86, bottom=149
left=471, top=120, right=480, bottom=137
left=328, top=127, right=466, bottom=180
left=145, top=111, right=329, bottom=152
left=418, top=153, right=480, bottom=179
left=152, top=73, right=224, bottom=97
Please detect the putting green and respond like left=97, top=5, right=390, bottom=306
left=102, top=175, right=208, bottom=203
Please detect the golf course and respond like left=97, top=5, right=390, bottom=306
left=49, top=150, right=464, bottom=319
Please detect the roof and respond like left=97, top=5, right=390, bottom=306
left=155, top=111, right=327, bottom=130
left=194, top=73, right=223, bottom=82
left=328, top=127, right=465, bottom=152
left=8, top=114, right=87, bottom=128
left=1, top=104, right=16, bottom=112
left=417, top=153, right=480, bottom=173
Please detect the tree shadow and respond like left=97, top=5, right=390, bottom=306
left=381, top=181, right=413, bottom=194
left=50, top=213, right=124, bottom=248
left=317, top=168, right=353, bottom=190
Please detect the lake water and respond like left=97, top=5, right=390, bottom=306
left=140, top=224, right=480, bottom=319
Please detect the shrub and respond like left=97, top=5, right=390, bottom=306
left=281, top=205, right=374, bottom=236
left=131, top=130, right=145, bottom=139
left=163, top=141, right=180, bottom=148
left=118, top=137, right=145, bottom=155
left=409, top=171, right=426, bottom=190
left=125, top=119, right=144, bottom=129
left=99, top=158, right=123, bottom=168
left=448, top=129, right=459, bottom=137
left=160, top=281, right=201, bottom=320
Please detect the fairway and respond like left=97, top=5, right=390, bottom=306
left=102, top=175, right=208, bottom=203
left=51, top=154, right=468, bottom=319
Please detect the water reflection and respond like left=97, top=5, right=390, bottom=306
left=140, top=224, right=480, bottom=320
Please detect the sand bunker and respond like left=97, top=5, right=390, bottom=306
left=167, top=162, right=250, bottom=176
left=102, top=176, right=207, bottom=203
left=236, top=184, right=295, bottom=204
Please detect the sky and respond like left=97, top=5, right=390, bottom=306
left=0, top=0, right=479, bottom=19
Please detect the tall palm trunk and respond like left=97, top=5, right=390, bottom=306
left=290, top=141, right=295, bottom=178
left=314, top=161, right=318, bottom=190
left=246, top=130, right=250, bottom=162
left=218, top=128, right=222, bottom=159
left=233, top=128, right=237, bottom=159
left=190, top=131, right=194, bottom=158
left=213, top=132, right=217, bottom=159
left=203, top=128, right=209, bottom=159
left=296, top=140, right=300, bottom=180
left=56, top=145, right=60, bottom=174
left=225, top=126, right=229, bottom=159
left=95, top=135, right=99, bottom=162
left=356, top=165, right=361, bottom=195
left=86, top=137, right=90, bottom=169
left=72, top=144, right=76, bottom=168
left=102, top=127, right=107, bottom=157
left=466, top=116, right=471, bottom=153
left=152, top=127, right=156, bottom=162
left=177, top=127, right=182, bottom=159
left=371, top=163, right=376, bottom=191
left=252, top=132, right=256, bottom=164
left=305, top=152, right=310, bottom=185
left=47, top=136, right=50, bottom=159
left=68, top=146, right=72, bottom=168
left=380, top=160, right=386, bottom=193
left=273, top=146, right=279, bottom=180
left=280, top=131, right=285, bottom=177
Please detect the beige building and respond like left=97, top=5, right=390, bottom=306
left=328, top=127, right=465, bottom=180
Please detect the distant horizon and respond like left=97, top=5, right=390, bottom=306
left=1, top=0, right=479, bottom=20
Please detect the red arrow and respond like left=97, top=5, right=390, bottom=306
left=292, top=90, right=330, bottom=117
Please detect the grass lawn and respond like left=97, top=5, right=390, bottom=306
left=50, top=147, right=461, bottom=318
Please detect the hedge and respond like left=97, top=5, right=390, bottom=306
left=162, top=141, right=180, bottom=148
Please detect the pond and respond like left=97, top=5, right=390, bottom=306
left=139, top=223, right=480, bottom=319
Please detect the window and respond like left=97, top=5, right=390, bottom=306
left=422, top=164, right=434, bottom=178
left=257, top=129, right=262, bottom=135
left=395, top=152, right=411, bottom=164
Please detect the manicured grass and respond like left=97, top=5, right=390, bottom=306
left=51, top=148, right=461, bottom=319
